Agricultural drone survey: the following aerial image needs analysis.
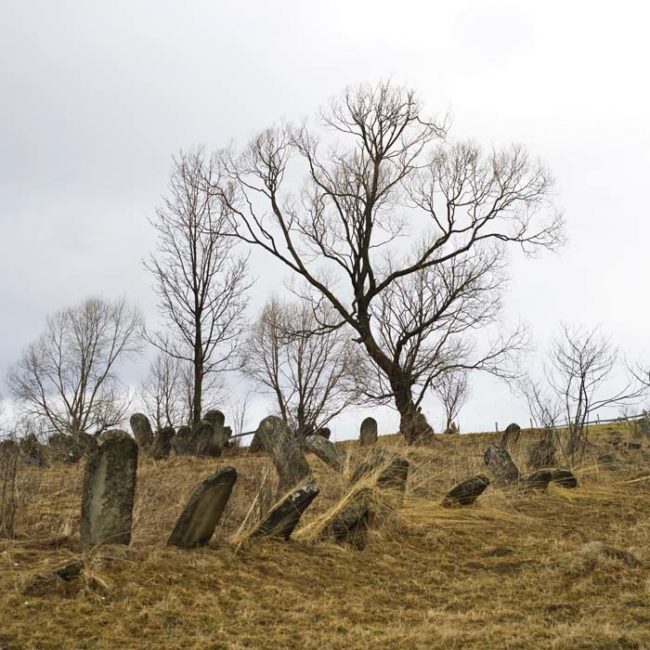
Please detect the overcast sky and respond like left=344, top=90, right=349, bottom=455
left=1, top=1, right=648, bottom=438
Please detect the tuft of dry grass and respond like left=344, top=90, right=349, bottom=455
left=0, top=425, right=648, bottom=649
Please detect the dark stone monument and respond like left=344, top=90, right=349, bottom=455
left=251, top=482, right=319, bottom=540
left=442, top=475, right=490, bottom=507
left=150, top=426, right=175, bottom=460
left=359, top=417, right=378, bottom=447
left=168, top=467, right=237, bottom=548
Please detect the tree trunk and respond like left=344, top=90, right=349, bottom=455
left=193, top=333, right=203, bottom=426
left=360, top=329, right=435, bottom=444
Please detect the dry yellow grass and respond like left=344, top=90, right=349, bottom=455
left=0, top=425, right=648, bottom=649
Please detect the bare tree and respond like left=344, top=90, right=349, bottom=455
left=215, top=82, right=562, bottom=442
left=433, top=370, right=470, bottom=433
left=146, top=150, right=250, bottom=425
left=243, top=297, right=362, bottom=438
left=141, top=351, right=193, bottom=431
left=7, top=297, right=142, bottom=437
left=524, top=325, right=645, bottom=462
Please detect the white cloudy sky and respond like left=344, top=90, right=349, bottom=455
left=1, top=0, right=648, bottom=438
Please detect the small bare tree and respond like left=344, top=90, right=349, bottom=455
left=214, top=82, right=562, bottom=443
left=146, top=150, right=250, bottom=425
left=433, top=370, right=470, bottom=433
left=243, top=297, right=362, bottom=438
left=141, top=351, right=193, bottom=431
left=523, top=325, right=645, bottom=462
left=7, top=297, right=142, bottom=437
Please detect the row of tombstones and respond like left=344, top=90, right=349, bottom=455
left=77, top=416, right=578, bottom=554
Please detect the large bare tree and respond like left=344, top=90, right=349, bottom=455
left=146, top=150, right=250, bottom=425
left=214, top=82, right=562, bottom=442
left=7, top=297, right=142, bottom=437
left=243, top=297, right=362, bottom=438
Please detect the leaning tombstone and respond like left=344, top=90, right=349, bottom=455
left=500, top=422, right=521, bottom=449
left=47, top=433, right=82, bottom=464
left=248, top=431, right=263, bottom=453
left=171, top=425, right=194, bottom=456
left=251, top=482, right=319, bottom=540
left=79, top=430, right=138, bottom=549
left=150, top=426, right=175, bottom=460
left=130, top=413, right=154, bottom=450
left=321, top=488, right=374, bottom=550
left=483, top=443, right=520, bottom=486
left=442, top=475, right=490, bottom=507
left=304, top=435, right=346, bottom=473
left=377, top=458, right=409, bottom=492
left=359, top=417, right=378, bottom=447
left=521, top=466, right=578, bottom=491
left=168, top=467, right=237, bottom=548
left=255, top=416, right=311, bottom=493
left=549, top=467, right=578, bottom=488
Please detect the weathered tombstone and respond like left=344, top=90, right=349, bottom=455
left=442, top=475, right=490, bottom=507
left=377, top=458, right=409, bottom=492
left=483, top=443, right=520, bottom=486
left=521, top=466, right=578, bottom=491
left=19, top=433, right=46, bottom=466
left=79, top=430, right=138, bottom=549
left=315, top=427, right=331, bottom=440
left=171, top=425, right=195, bottom=456
left=150, top=426, right=175, bottom=460
left=500, top=422, right=521, bottom=449
left=304, top=435, right=346, bottom=473
left=549, top=467, right=578, bottom=488
left=203, top=409, right=225, bottom=429
left=168, top=467, right=237, bottom=548
left=130, top=413, right=154, bottom=450
left=526, top=434, right=556, bottom=469
left=248, top=432, right=263, bottom=453
left=321, top=489, right=374, bottom=550
left=255, top=416, right=311, bottom=493
left=251, top=482, right=319, bottom=540
left=194, top=420, right=226, bottom=458
left=47, top=433, right=79, bottom=464
left=359, top=417, right=378, bottom=447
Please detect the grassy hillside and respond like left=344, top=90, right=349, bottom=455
left=1, top=426, right=649, bottom=649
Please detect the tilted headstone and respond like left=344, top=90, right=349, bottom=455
left=168, top=467, right=237, bottom=548
left=377, top=458, right=409, bottom=492
left=248, top=432, right=263, bottom=453
left=171, top=425, right=194, bottom=456
left=79, top=430, right=138, bottom=549
left=251, top=482, right=319, bottom=540
left=442, top=475, right=490, bottom=507
left=483, top=443, right=520, bottom=486
left=150, top=426, right=175, bottom=460
left=500, top=422, right=521, bottom=449
left=521, top=466, right=578, bottom=491
left=359, top=417, right=378, bottom=447
left=129, top=413, right=154, bottom=450
left=321, top=488, right=374, bottom=550
left=254, top=416, right=311, bottom=493
left=304, top=435, right=346, bottom=473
